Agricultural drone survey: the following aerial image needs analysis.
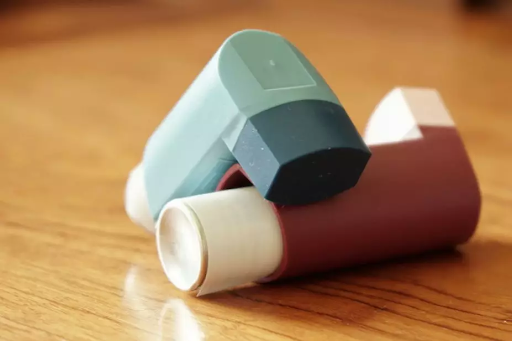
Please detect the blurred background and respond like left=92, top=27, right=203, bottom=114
left=0, top=0, right=511, bottom=44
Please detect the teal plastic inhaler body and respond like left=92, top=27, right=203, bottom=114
left=125, top=29, right=371, bottom=232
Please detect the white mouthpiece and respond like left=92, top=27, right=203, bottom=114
left=156, top=187, right=283, bottom=296
left=125, top=163, right=155, bottom=233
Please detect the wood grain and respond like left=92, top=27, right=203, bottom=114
left=0, top=0, right=511, bottom=340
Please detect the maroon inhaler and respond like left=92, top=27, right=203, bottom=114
left=216, top=90, right=481, bottom=282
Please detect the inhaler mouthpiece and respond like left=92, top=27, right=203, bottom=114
left=156, top=187, right=283, bottom=296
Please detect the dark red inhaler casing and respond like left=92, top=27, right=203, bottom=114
left=216, top=88, right=481, bottom=282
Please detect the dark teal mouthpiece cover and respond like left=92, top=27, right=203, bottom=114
left=233, top=100, right=371, bottom=206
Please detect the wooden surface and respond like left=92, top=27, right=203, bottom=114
left=1, top=0, right=511, bottom=340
